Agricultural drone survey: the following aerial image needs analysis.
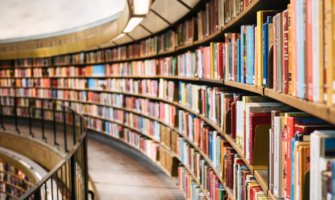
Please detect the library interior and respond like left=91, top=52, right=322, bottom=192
left=0, top=0, right=334, bottom=199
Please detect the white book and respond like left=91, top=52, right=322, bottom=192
left=269, top=128, right=274, bottom=193
left=236, top=101, right=243, bottom=149
left=310, top=130, right=335, bottom=200
left=312, top=0, right=322, bottom=102
left=273, top=116, right=284, bottom=198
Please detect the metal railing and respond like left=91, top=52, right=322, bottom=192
left=0, top=97, right=89, bottom=200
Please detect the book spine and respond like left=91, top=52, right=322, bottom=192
left=257, top=12, right=263, bottom=87
left=262, top=23, right=268, bottom=87
left=306, top=0, right=314, bottom=101
left=296, top=0, right=306, bottom=99
left=276, top=13, right=283, bottom=93
left=273, top=15, right=277, bottom=91
left=283, top=10, right=289, bottom=94
left=240, top=26, right=245, bottom=83
left=332, top=0, right=335, bottom=105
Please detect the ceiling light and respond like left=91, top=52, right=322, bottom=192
left=133, top=0, right=151, bottom=15
left=112, top=33, right=126, bottom=41
left=123, top=17, right=143, bottom=33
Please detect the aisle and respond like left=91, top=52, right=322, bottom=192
left=87, top=132, right=185, bottom=200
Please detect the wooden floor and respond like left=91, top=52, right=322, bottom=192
left=87, top=132, right=185, bottom=200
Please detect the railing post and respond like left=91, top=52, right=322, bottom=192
left=63, top=104, right=68, bottom=152
left=53, top=101, right=59, bottom=146
left=72, top=110, right=76, bottom=145
left=70, top=155, right=77, bottom=200
left=34, top=187, right=41, bottom=200
left=0, top=98, right=5, bottom=131
left=41, top=100, right=47, bottom=142
left=83, top=135, right=89, bottom=200
left=14, top=96, right=20, bottom=134
left=28, top=100, right=34, bottom=137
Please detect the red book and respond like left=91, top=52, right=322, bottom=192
left=249, top=112, right=271, bottom=165
left=282, top=9, right=289, bottom=94
left=194, top=118, right=200, bottom=147
left=306, top=0, right=313, bottom=101
left=232, top=34, right=237, bottom=82
left=250, top=186, right=262, bottom=200
left=295, top=124, right=335, bottom=135
left=217, top=43, right=224, bottom=79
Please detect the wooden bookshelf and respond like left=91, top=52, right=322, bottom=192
left=1, top=0, right=325, bottom=198
left=264, top=88, right=334, bottom=124
left=254, top=169, right=269, bottom=193
left=224, top=81, right=264, bottom=95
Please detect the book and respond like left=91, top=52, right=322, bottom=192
left=310, top=130, right=335, bottom=200
left=256, top=10, right=277, bottom=87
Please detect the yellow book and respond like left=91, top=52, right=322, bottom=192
left=325, top=0, right=333, bottom=105
left=210, top=42, right=215, bottom=79
left=294, top=142, right=310, bottom=200
left=256, top=10, right=277, bottom=87
left=288, top=4, right=295, bottom=95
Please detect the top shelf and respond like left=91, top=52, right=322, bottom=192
left=1, top=0, right=289, bottom=68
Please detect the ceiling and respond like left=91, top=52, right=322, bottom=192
left=0, top=0, right=125, bottom=42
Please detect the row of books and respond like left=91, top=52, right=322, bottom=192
left=13, top=57, right=52, bottom=67
left=0, top=0, right=254, bottom=67
left=220, top=2, right=335, bottom=105
left=87, top=92, right=123, bottom=108
left=124, top=112, right=161, bottom=141
left=0, top=161, right=33, bottom=198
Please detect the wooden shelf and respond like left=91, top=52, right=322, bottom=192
left=254, top=169, right=268, bottom=193
left=264, top=88, right=334, bottom=124
left=224, top=81, right=264, bottom=95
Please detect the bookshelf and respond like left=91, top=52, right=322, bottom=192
left=1, top=0, right=334, bottom=199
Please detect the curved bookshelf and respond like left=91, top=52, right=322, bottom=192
left=1, top=0, right=331, bottom=199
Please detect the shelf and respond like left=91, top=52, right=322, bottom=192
left=264, top=88, right=334, bottom=124
left=224, top=81, right=264, bottom=95
left=225, top=187, right=234, bottom=200
left=222, top=133, right=267, bottom=171
left=268, top=190, right=277, bottom=200
left=254, top=169, right=268, bottom=193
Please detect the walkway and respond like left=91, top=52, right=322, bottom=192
left=88, top=131, right=185, bottom=200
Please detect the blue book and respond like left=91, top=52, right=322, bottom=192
left=240, top=26, right=245, bottom=83
left=291, top=138, right=295, bottom=200
left=296, top=0, right=306, bottom=99
left=179, top=82, right=182, bottom=103
left=209, top=131, right=213, bottom=162
left=262, top=17, right=272, bottom=87
left=246, top=25, right=255, bottom=85
left=87, top=79, right=96, bottom=89
left=92, top=64, right=105, bottom=76
left=237, top=38, right=241, bottom=83
left=331, top=161, right=335, bottom=197
left=51, top=89, right=56, bottom=98
left=263, top=22, right=268, bottom=86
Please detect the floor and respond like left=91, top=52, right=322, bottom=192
left=87, top=132, right=185, bottom=200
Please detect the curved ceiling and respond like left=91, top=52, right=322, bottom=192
left=0, top=0, right=126, bottom=42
